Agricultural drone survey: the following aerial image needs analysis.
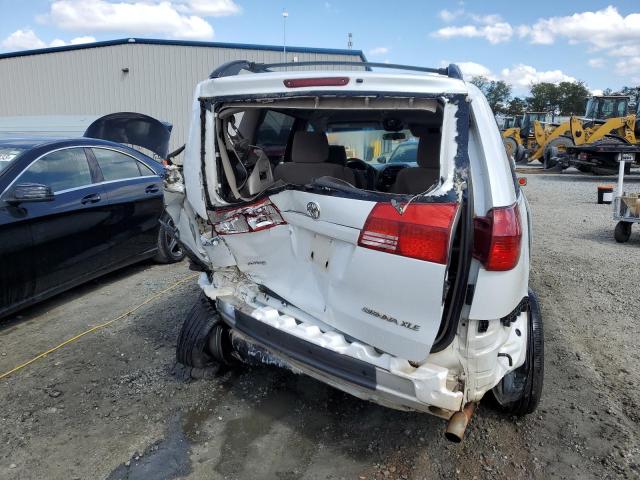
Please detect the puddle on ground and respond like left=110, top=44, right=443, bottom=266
left=106, top=416, right=191, bottom=480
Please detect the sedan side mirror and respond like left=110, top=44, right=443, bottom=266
left=376, top=156, right=387, bottom=164
left=7, top=183, right=55, bottom=205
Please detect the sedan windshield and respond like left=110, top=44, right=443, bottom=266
left=0, top=147, right=26, bottom=173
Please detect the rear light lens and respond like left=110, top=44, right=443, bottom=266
left=358, top=203, right=458, bottom=264
left=473, top=203, right=522, bottom=271
left=283, top=77, right=349, bottom=88
left=211, top=199, right=286, bottom=235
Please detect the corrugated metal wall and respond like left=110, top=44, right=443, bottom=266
left=0, top=43, right=361, bottom=150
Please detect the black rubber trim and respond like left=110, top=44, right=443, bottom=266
left=231, top=309, right=377, bottom=390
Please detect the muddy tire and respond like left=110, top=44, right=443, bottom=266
left=176, top=294, right=221, bottom=369
left=490, top=289, right=544, bottom=416
left=154, top=213, right=185, bottom=264
left=614, top=221, right=632, bottom=243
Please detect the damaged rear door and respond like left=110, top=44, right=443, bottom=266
left=181, top=90, right=471, bottom=363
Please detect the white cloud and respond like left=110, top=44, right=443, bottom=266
left=591, top=89, right=604, bottom=96
left=520, top=6, right=640, bottom=51
left=181, top=0, right=241, bottom=16
left=433, top=22, right=513, bottom=44
left=438, top=9, right=464, bottom=22
left=369, top=46, right=389, bottom=56
left=454, top=61, right=494, bottom=79
left=1, top=29, right=46, bottom=51
left=42, top=0, right=216, bottom=40
left=500, top=64, right=576, bottom=88
left=1, top=29, right=99, bottom=52
left=470, top=13, right=503, bottom=25
left=616, top=57, right=640, bottom=76
left=443, top=60, right=578, bottom=92
left=587, top=58, right=605, bottom=68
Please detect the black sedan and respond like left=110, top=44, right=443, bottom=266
left=0, top=135, right=184, bottom=319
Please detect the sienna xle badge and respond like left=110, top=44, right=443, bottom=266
left=164, top=60, right=543, bottom=442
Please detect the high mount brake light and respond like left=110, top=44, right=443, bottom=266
left=211, top=199, right=286, bottom=235
left=473, top=203, right=522, bottom=271
left=358, top=203, right=458, bottom=264
left=283, top=77, right=350, bottom=88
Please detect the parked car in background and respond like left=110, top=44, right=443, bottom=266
left=0, top=113, right=184, bottom=319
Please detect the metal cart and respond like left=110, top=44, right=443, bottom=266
left=613, top=151, right=640, bottom=243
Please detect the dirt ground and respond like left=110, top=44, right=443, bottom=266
left=1, top=172, right=639, bottom=480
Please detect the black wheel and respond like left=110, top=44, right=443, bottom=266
left=515, top=145, right=527, bottom=165
left=614, top=221, right=632, bottom=243
left=543, top=136, right=573, bottom=169
left=176, top=294, right=220, bottom=368
left=154, top=213, right=185, bottom=264
left=490, top=290, right=544, bottom=416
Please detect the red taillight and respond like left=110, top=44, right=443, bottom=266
left=473, top=204, right=522, bottom=271
left=283, top=77, right=349, bottom=88
left=210, top=199, right=286, bottom=235
left=358, top=203, right=458, bottom=264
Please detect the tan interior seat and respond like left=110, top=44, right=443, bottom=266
left=392, top=133, right=441, bottom=194
left=274, top=132, right=355, bottom=185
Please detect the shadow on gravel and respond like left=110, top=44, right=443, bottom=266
left=0, top=260, right=154, bottom=332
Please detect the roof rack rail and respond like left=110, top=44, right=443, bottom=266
left=209, top=60, right=464, bottom=80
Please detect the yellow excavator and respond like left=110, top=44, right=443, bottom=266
left=534, top=95, right=639, bottom=173
left=501, top=112, right=550, bottom=163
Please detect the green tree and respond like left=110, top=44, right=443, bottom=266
left=506, top=97, right=527, bottom=116
left=526, top=82, right=561, bottom=112
left=557, top=81, right=590, bottom=115
left=470, top=76, right=512, bottom=114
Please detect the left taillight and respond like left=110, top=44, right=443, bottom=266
left=210, top=199, right=286, bottom=235
left=473, top=203, right=522, bottom=271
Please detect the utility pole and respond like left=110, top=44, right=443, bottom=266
left=282, top=9, right=288, bottom=63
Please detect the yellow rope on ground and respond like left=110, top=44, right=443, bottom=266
left=0, top=273, right=199, bottom=381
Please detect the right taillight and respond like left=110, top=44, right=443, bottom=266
left=358, top=202, right=458, bottom=264
left=473, top=203, right=522, bottom=271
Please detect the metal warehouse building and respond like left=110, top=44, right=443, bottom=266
left=0, top=38, right=365, bottom=151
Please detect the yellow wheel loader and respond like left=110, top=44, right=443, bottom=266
left=501, top=112, right=549, bottom=164
left=541, top=95, right=639, bottom=173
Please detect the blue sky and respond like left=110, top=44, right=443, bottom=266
left=1, top=1, right=639, bottom=95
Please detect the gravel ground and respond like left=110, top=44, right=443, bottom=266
left=0, top=173, right=639, bottom=480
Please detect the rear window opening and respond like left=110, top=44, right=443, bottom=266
left=212, top=97, right=448, bottom=203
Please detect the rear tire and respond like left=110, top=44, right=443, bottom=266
left=614, top=221, right=632, bottom=243
left=154, top=213, right=185, bottom=264
left=490, top=290, right=544, bottom=416
left=176, top=294, right=220, bottom=368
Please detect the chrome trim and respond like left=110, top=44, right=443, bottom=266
left=1, top=145, right=160, bottom=198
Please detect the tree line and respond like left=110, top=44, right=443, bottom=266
left=470, top=76, right=640, bottom=117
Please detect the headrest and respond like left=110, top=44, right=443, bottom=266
left=417, top=133, right=440, bottom=168
left=291, top=131, right=329, bottom=163
left=327, top=145, right=347, bottom=165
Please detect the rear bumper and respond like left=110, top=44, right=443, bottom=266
left=215, top=295, right=464, bottom=418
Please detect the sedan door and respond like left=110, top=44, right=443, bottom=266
left=89, top=147, right=163, bottom=266
left=10, top=147, right=112, bottom=299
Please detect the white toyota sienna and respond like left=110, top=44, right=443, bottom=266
left=164, top=60, right=543, bottom=442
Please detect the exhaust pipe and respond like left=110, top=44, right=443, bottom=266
left=445, top=402, right=476, bottom=443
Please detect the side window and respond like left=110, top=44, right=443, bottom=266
left=254, top=111, right=295, bottom=150
left=137, top=161, right=156, bottom=176
left=19, top=148, right=92, bottom=192
left=92, top=148, right=142, bottom=181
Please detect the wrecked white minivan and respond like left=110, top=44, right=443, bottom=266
left=165, top=60, right=543, bottom=442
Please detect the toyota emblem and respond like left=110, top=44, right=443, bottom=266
left=306, top=201, right=320, bottom=220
